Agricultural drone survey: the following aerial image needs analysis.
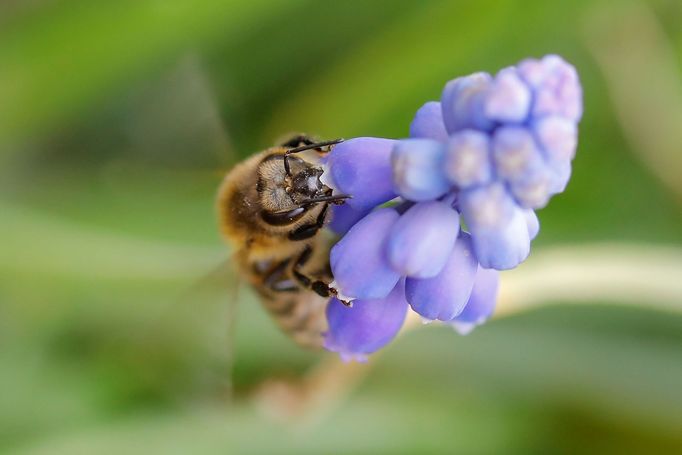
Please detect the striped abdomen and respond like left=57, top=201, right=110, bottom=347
left=239, top=239, right=332, bottom=349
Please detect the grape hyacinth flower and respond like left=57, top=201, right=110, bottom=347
left=322, top=55, right=582, bottom=361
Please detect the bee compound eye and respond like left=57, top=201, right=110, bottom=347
left=261, top=206, right=307, bottom=226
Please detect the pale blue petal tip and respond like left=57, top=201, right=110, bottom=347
left=392, top=139, right=451, bottom=201
left=386, top=200, right=460, bottom=278
left=410, top=101, right=449, bottom=142
left=445, top=130, right=493, bottom=189
left=441, top=72, right=495, bottom=134
left=452, top=267, right=499, bottom=325
left=485, top=67, right=532, bottom=123
left=469, top=207, right=531, bottom=270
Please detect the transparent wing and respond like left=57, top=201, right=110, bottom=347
left=149, top=257, right=241, bottom=402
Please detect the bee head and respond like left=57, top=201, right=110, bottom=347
left=255, top=139, right=349, bottom=218
left=280, top=138, right=351, bottom=209
left=290, top=166, right=329, bottom=199
left=286, top=162, right=330, bottom=204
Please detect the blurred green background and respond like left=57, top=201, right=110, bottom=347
left=1, top=0, right=681, bottom=453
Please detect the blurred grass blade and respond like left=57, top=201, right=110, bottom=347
left=500, top=243, right=682, bottom=315
left=584, top=0, right=682, bottom=200
left=0, top=201, right=222, bottom=280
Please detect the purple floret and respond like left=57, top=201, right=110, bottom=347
left=319, top=54, right=582, bottom=360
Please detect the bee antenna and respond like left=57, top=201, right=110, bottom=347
left=283, top=138, right=344, bottom=176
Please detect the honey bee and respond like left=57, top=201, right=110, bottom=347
left=216, top=135, right=350, bottom=349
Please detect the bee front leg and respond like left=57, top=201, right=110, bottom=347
left=288, top=203, right=329, bottom=241
left=291, top=245, right=338, bottom=299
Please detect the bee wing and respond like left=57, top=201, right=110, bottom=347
left=150, top=257, right=241, bottom=401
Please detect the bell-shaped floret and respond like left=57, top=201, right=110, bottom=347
left=405, top=232, right=478, bottom=321
left=386, top=200, right=460, bottom=279
left=409, top=101, right=449, bottom=141
left=324, top=280, right=408, bottom=362
left=330, top=208, right=401, bottom=300
left=449, top=267, right=499, bottom=334
left=324, top=137, right=397, bottom=210
left=441, top=72, right=495, bottom=134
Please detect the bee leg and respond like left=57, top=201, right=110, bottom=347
left=291, top=245, right=339, bottom=299
left=261, top=259, right=298, bottom=293
left=288, top=203, right=329, bottom=241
